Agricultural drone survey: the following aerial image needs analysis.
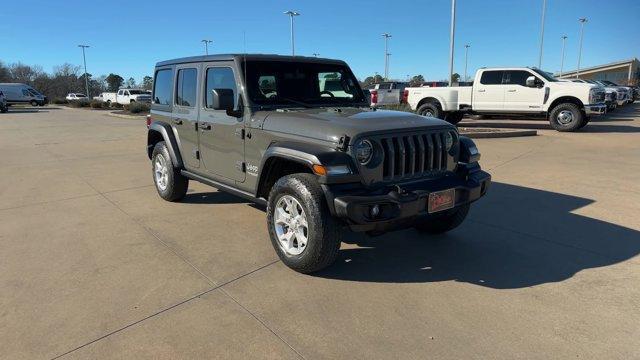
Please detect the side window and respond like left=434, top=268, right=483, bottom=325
left=377, top=83, right=392, bottom=90
left=117, top=90, right=123, bottom=96
left=480, top=71, right=504, bottom=85
left=176, top=68, right=197, bottom=107
left=205, top=67, right=237, bottom=108
left=504, top=71, right=534, bottom=86
left=152, top=69, right=173, bottom=105
left=22, top=89, right=30, bottom=96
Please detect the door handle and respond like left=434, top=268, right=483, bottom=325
left=172, top=118, right=183, bottom=125
left=200, top=123, right=212, bottom=131
left=478, top=89, right=486, bottom=93
left=507, top=89, right=516, bottom=92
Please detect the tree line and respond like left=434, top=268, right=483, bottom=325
left=0, top=61, right=152, bottom=100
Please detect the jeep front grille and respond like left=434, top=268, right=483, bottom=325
left=379, top=131, right=450, bottom=181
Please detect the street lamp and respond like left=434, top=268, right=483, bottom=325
left=78, top=45, right=90, bottom=98
left=284, top=11, right=300, bottom=56
left=201, top=39, right=212, bottom=55
left=448, top=0, right=456, bottom=86
left=464, top=44, right=470, bottom=82
left=381, top=33, right=392, bottom=80
left=559, top=35, right=568, bottom=77
left=576, top=18, right=587, bottom=78
left=538, top=0, right=547, bottom=68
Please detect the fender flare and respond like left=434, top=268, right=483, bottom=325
left=147, top=122, right=184, bottom=168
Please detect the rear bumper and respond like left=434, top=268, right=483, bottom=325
left=585, top=103, right=606, bottom=115
left=326, top=164, right=490, bottom=233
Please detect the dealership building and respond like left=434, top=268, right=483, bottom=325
left=556, top=58, right=639, bottom=85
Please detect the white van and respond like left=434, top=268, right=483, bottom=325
left=0, top=83, right=47, bottom=106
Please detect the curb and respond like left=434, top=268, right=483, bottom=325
left=105, top=112, right=146, bottom=120
left=458, top=127, right=537, bottom=139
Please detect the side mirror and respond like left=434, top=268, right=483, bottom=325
left=211, top=88, right=234, bottom=111
left=525, top=76, right=536, bottom=87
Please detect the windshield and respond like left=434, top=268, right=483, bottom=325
left=531, top=68, right=558, bottom=82
left=602, top=80, right=619, bottom=86
left=128, top=90, right=147, bottom=95
left=243, top=60, right=366, bottom=107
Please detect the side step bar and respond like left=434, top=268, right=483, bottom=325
left=181, top=170, right=267, bottom=207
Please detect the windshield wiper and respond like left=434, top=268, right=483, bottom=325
left=276, top=96, right=313, bottom=108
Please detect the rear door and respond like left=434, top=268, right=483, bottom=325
left=503, top=70, right=545, bottom=111
left=198, top=62, right=245, bottom=182
left=172, top=65, right=201, bottom=169
left=473, top=70, right=504, bottom=111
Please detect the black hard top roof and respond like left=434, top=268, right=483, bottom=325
left=155, top=54, right=347, bottom=67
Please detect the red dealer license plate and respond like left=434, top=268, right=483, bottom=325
left=428, top=189, right=455, bottom=213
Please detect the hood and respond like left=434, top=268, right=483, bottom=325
left=259, top=107, right=454, bottom=144
left=552, top=81, right=598, bottom=91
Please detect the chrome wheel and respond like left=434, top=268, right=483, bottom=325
left=557, top=110, right=574, bottom=125
left=154, top=155, right=169, bottom=191
left=422, top=110, right=434, bottom=117
left=273, top=195, right=309, bottom=256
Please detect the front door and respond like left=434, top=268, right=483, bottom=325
left=503, top=70, right=545, bottom=111
left=172, top=65, right=201, bottom=169
left=198, top=63, right=245, bottom=182
left=473, top=70, right=504, bottom=111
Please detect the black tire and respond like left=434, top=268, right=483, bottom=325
left=444, top=111, right=464, bottom=125
left=151, top=141, right=188, bottom=201
left=266, top=173, right=342, bottom=273
left=0, top=106, right=7, bottom=113
left=30, top=100, right=38, bottom=107
left=414, top=204, right=470, bottom=234
left=417, top=102, right=444, bottom=119
left=130, top=99, right=136, bottom=103
left=548, top=103, right=584, bottom=132
left=578, top=116, right=590, bottom=129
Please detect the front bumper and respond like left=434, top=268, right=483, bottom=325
left=585, top=103, right=606, bottom=115
left=327, top=164, right=491, bottom=233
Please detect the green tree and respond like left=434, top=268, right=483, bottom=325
left=450, top=73, right=460, bottom=84
left=105, top=73, right=124, bottom=92
left=142, top=76, right=153, bottom=91
left=409, top=75, right=425, bottom=87
left=126, top=77, right=136, bottom=88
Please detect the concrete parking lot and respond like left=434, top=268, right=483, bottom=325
left=1, top=104, right=639, bottom=359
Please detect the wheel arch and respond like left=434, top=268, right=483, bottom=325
left=416, top=96, right=443, bottom=110
left=548, top=96, right=584, bottom=113
left=147, top=122, right=184, bottom=168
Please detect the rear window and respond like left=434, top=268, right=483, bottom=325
left=153, top=69, right=173, bottom=105
left=176, top=68, right=197, bottom=107
left=480, top=71, right=503, bottom=85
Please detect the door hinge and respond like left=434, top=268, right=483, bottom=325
left=235, top=128, right=245, bottom=139
left=193, top=149, right=200, bottom=160
left=236, top=161, right=246, bottom=172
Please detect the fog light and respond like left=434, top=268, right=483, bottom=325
left=370, top=204, right=380, bottom=218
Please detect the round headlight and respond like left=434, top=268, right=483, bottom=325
left=444, top=132, right=454, bottom=151
left=355, top=139, right=373, bottom=165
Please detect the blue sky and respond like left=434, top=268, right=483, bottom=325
left=1, top=0, right=638, bottom=82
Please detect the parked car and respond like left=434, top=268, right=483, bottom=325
left=572, top=79, right=617, bottom=111
left=66, top=93, right=88, bottom=101
left=0, top=91, right=8, bottom=113
left=596, top=80, right=634, bottom=104
left=405, top=67, right=606, bottom=132
left=0, top=83, right=47, bottom=106
left=366, top=81, right=407, bottom=107
left=93, top=92, right=117, bottom=104
left=147, top=54, right=490, bottom=273
left=115, top=89, right=152, bottom=104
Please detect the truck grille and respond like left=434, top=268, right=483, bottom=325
left=592, top=91, right=605, bottom=103
left=379, top=131, right=450, bottom=181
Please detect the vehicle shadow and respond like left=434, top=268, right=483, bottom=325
left=460, top=120, right=640, bottom=133
left=315, top=182, right=640, bottom=289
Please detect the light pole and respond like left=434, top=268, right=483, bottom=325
left=559, top=35, right=567, bottom=77
left=201, top=39, right=212, bottom=55
left=78, top=45, right=90, bottom=98
left=284, top=11, right=300, bottom=56
left=464, top=44, right=470, bottom=82
left=382, top=33, right=392, bottom=80
left=448, top=0, right=456, bottom=86
left=538, top=0, right=547, bottom=68
left=576, top=18, right=587, bottom=78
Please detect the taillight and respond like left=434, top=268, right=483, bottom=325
left=146, top=114, right=152, bottom=128
left=370, top=90, right=378, bottom=105
left=402, top=89, right=409, bottom=103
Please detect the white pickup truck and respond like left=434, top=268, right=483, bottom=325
left=366, top=81, right=407, bottom=107
left=94, top=89, right=152, bottom=105
left=405, top=67, right=607, bottom=132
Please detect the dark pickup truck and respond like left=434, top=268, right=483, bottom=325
left=147, top=54, right=490, bottom=273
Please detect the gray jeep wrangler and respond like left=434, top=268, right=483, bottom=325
left=147, top=54, right=490, bottom=273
